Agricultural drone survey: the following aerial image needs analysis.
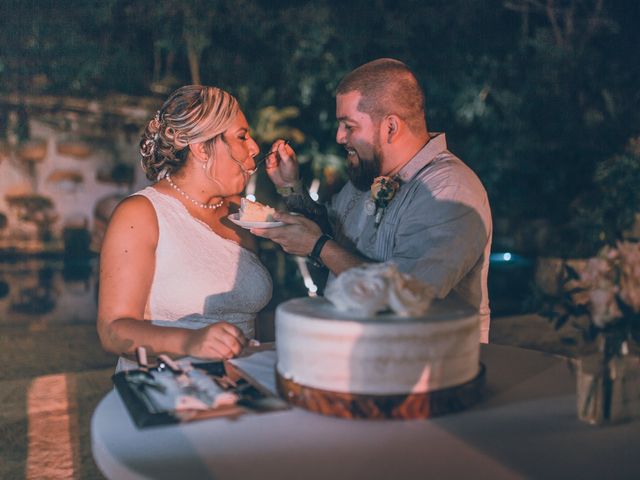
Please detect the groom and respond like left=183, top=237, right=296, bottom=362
left=252, top=58, right=493, bottom=342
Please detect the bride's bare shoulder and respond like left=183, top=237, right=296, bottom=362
left=113, top=193, right=156, bottom=220
left=105, top=192, right=158, bottom=242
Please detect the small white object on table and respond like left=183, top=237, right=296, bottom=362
left=91, top=344, right=640, bottom=480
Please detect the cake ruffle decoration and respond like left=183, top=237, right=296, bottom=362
left=324, top=262, right=434, bottom=316
left=369, top=176, right=400, bottom=227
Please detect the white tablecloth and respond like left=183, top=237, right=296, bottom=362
left=91, top=344, right=640, bottom=479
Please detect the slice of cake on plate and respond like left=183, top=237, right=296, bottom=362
left=239, top=198, right=276, bottom=222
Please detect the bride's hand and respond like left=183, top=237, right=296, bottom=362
left=184, top=322, right=247, bottom=359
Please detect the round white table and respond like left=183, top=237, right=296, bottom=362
left=92, top=344, right=640, bottom=479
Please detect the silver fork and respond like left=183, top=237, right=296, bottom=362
left=248, top=140, right=290, bottom=175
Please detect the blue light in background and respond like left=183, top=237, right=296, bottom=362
left=489, top=252, right=533, bottom=267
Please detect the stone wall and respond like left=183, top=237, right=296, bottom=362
left=0, top=94, right=160, bottom=254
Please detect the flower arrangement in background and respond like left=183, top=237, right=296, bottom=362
left=541, top=241, right=640, bottom=350
left=539, top=240, right=640, bottom=424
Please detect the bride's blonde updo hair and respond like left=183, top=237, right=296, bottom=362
left=140, top=85, right=240, bottom=181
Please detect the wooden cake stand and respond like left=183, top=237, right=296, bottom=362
left=276, top=364, right=486, bottom=420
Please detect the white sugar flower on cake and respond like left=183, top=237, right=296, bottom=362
left=239, top=198, right=276, bottom=222
left=324, top=263, right=389, bottom=315
left=387, top=273, right=436, bottom=317
left=325, top=262, right=435, bottom=316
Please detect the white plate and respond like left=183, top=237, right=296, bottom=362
left=228, top=213, right=285, bottom=229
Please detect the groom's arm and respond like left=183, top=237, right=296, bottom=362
left=252, top=210, right=369, bottom=275
left=278, top=179, right=332, bottom=234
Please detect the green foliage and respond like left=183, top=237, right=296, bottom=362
left=570, top=140, right=640, bottom=255
left=253, top=106, right=305, bottom=145
left=0, top=0, right=150, bottom=95
left=534, top=247, right=640, bottom=351
left=533, top=262, right=594, bottom=345
left=1, top=0, right=639, bottom=258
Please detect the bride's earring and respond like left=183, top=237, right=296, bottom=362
left=202, top=155, right=213, bottom=173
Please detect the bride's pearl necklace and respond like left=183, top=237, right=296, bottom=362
left=165, top=174, right=224, bottom=210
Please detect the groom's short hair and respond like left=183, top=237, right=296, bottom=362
left=336, top=58, right=427, bottom=134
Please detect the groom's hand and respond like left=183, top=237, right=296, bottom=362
left=251, top=212, right=321, bottom=256
left=265, top=139, right=299, bottom=188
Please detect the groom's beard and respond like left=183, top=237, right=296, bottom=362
left=347, top=155, right=381, bottom=191
left=347, top=137, right=383, bottom=191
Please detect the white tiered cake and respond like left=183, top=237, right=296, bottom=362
left=276, top=296, right=480, bottom=396
left=274, top=263, right=484, bottom=419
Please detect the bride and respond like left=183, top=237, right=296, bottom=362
left=97, top=85, right=272, bottom=370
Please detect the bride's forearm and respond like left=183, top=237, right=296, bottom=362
left=97, top=317, right=192, bottom=358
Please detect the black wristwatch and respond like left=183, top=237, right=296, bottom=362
left=307, top=233, right=332, bottom=268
